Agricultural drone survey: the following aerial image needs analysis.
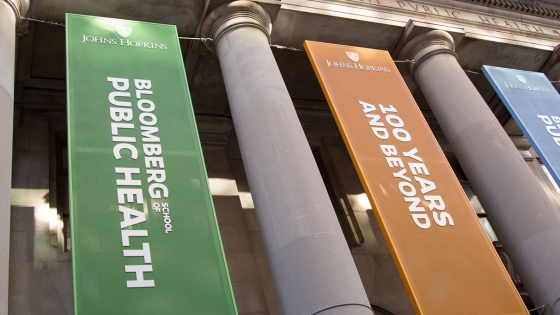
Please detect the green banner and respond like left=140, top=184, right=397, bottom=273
left=66, top=14, right=237, bottom=315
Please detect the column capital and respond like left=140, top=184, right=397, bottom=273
left=201, top=1, right=271, bottom=53
left=546, top=65, right=560, bottom=91
left=395, top=30, right=458, bottom=82
left=2, top=0, right=28, bottom=24
left=540, top=44, right=560, bottom=91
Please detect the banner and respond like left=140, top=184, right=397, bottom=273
left=482, top=65, right=560, bottom=186
left=66, top=14, right=237, bottom=314
left=305, top=41, right=527, bottom=314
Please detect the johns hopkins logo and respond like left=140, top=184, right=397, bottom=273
left=326, top=51, right=390, bottom=72
left=515, top=74, right=527, bottom=84
left=504, top=73, right=551, bottom=92
left=81, top=24, right=167, bottom=50
left=115, top=25, right=132, bottom=38
left=345, top=52, right=359, bottom=62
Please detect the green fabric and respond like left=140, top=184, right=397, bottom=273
left=66, top=13, right=237, bottom=315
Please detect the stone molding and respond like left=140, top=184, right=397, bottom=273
left=2, top=0, right=20, bottom=22
left=2, top=0, right=29, bottom=31
left=457, top=0, right=560, bottom=19
left=282, top=0, right=560, bottom=51
left=396, top=30, right=458, bottom=81
left=201, top=1, right=272, bottom=52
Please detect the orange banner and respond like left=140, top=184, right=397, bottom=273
left=305, top=41, right=528, bottom=314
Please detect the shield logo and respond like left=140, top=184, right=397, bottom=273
left=515, top=74, right=527, bottom=84
left=115, top=25, right=132, bottom=38
left=345, top=52, right=359, bottom=62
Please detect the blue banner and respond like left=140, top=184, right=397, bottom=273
left=482, top=65, right=560, bottom=186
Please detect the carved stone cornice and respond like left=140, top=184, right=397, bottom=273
left=201, top=1, right=271, bottom=52
left=457, top=0, right=560, bottom=20
left=396, top=30, right=458, bottom=83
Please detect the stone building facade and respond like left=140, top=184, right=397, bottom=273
left=2, top=0, right=560, bottom=314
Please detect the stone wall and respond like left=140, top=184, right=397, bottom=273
left=9, top=110, right=72, bottom=315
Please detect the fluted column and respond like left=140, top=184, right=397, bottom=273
left=1, top=0, right=26, bottom=313
left=202, top=2, right=372, bottom=314
left=397, top=30, right=560, bottom=312
left=541, top=45, right=560, bottom=92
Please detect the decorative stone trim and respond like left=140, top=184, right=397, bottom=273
left=458, top=0, right=560, bottom=19
left=2, top=0, right=21, bottom=22
left=201, top=1, right=272, bottom=52
left=396, top=30, right=458, bottom=81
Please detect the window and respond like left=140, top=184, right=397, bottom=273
left=312, top=146, right=364, bottom=248
left=451, top=160, right=525, bottom=288
left=448, top=158, right=499, bottom=242
left=56, top=133, right=71, bottom=251
left=462, top=185, right=499, bottom=242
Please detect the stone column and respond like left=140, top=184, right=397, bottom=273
left=541, top=45, right=560, bottom=92
left=1, top=0, right=25, bottom=313
left=202, top=2, right=372, bottom=314
left=397, top=30, right=560, bottom=312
